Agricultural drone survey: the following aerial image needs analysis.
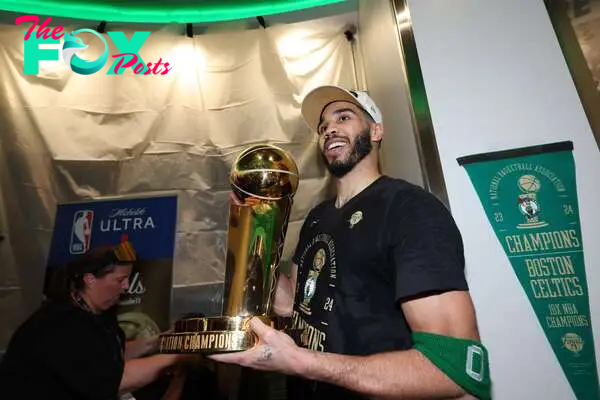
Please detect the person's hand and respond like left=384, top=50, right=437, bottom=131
left=174, top=353, right=203, bottom=366
left=145, top=329, right=174, bottom=355
left=207, top=317, right=302, bottom=375
left=229, top=192, right=262, bottom=207
left=161, top=364, right=188, bottom=400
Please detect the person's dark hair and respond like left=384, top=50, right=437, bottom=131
left=45, top=245, right=131, bottom=301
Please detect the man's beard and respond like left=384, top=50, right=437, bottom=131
left=321, top=126, right=373, bottom=178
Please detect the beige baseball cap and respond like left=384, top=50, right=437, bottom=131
left=301, top=85, right=383, bottom=133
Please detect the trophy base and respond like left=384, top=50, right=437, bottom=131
left=158, top=315, right=292, bottom=354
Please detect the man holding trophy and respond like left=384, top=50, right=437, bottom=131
left=162, top=85, right=492, bottom=399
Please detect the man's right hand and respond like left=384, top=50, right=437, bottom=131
left=273, top=263, right=297, bottom=316
left=229, top=191, right=262, bottom=207
left=229, top=192, right=244, bottom=206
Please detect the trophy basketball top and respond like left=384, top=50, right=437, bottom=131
left=230, top=144, right=299, bottom=201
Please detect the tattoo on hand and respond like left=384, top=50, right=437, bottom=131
left=259, top=346, right=273, bottom=362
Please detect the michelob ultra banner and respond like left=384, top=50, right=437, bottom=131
left=45, top=195, right=178, bottom=341
left=457, top=141, right=599, bottom=400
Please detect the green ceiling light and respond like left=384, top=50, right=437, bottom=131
left=0, top=0, right=346, bottom=24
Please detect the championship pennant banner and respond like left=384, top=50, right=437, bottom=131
left=46, top=195, right=178, bottom=340
left=457, top=141, right=599, bottom=400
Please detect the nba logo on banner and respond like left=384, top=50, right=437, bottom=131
left=70, top=210, right=93, bottom=254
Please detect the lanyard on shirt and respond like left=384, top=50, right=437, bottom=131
left=70, top=292, right=125, bottom=362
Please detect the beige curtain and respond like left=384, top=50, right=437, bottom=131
left=0, top=12, right=357, bottom=349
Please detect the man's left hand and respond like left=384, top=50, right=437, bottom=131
left=208, top=317, right=303, bottom=375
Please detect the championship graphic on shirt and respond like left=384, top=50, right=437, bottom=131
left=299, top=248, right=326, bottom=314
left=292, top=233, right=337, bottom=352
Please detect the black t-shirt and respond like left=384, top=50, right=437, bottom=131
left=0, top=300, right=125, bottom=399
left=287, top=176, right=469, bottom=399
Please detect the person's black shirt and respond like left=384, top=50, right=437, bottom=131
left=288, top=176, right=469, bottom=399
left=0, top=300, right=125, bottom=399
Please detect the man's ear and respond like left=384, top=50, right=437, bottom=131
left=83, top=273, right=96, bottom=287
left=370, top=123, right=384, bottom=143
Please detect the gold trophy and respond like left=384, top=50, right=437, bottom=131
left=159, top=144, right=299, bottom=354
